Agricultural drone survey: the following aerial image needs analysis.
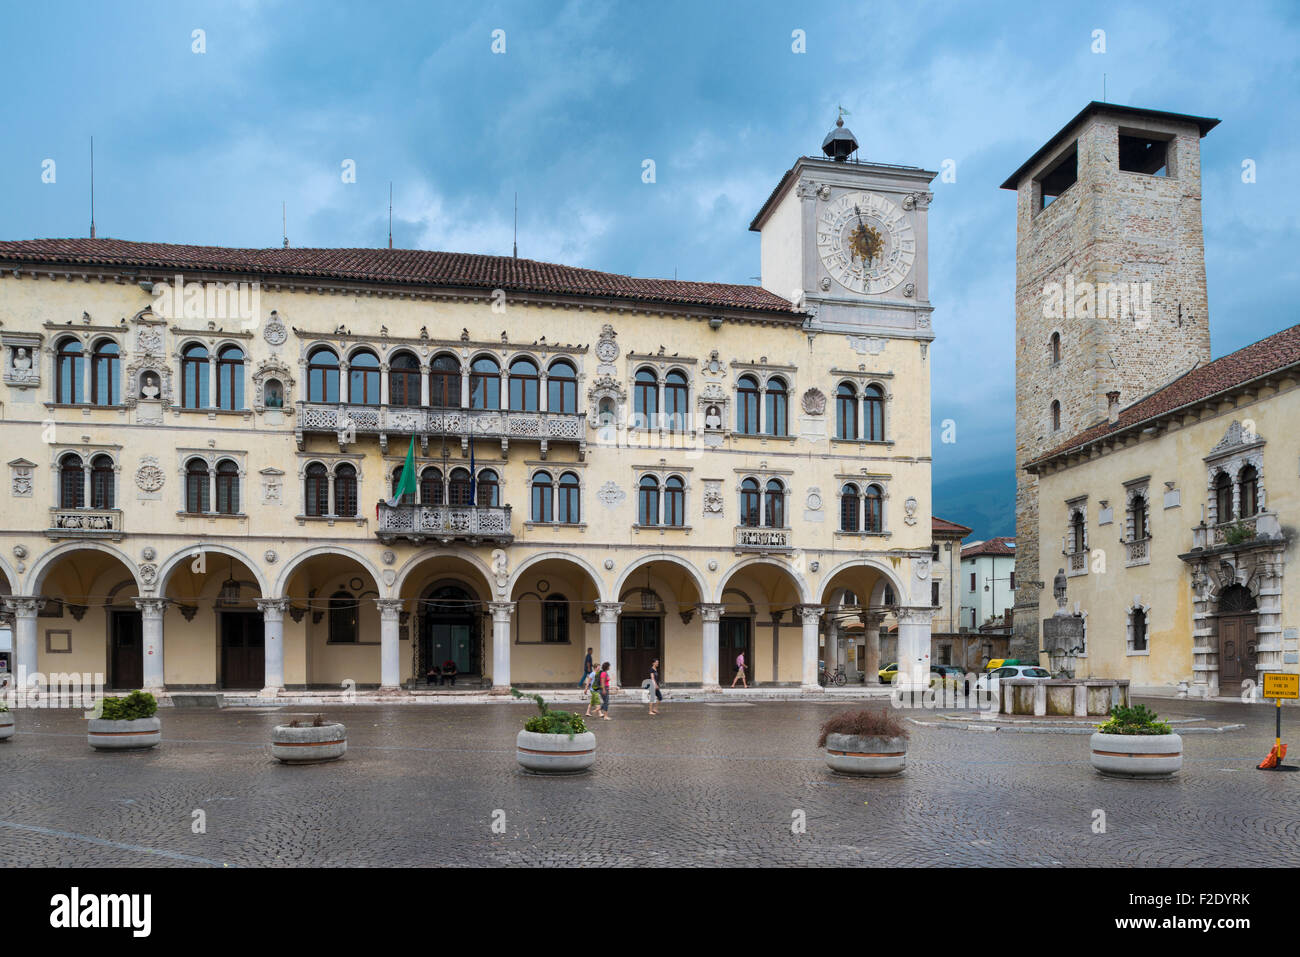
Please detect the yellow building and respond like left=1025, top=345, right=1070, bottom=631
left=0, top=123, right=942, bottom=695
left=1028, top=323, right=1300, bottom=696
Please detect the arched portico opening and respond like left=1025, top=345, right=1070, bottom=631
left=716, top=558, right=808, bottom=685
left=397, top=551, right=495, bottom=688
left=161, top=546, right=264, bottom=689
left=612, top=557, right=705, bottom=688
left=819, top=560, right=909, bottom=686
left=279, top=550, right=384, bottom=690
left=508, top=556, right=604, bottom=686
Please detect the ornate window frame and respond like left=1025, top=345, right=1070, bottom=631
left=1065, top=495, right=1089, bottom=577
left=1123, top=476, right=1151, bottom=567
left=252, top=357, right=296, bottom=414
left=295, top=453, right=366, bottom=523
left=1125, top=597, right=1152, bottom=656
left=175, top=449, right=248, bottom=518
left=1204, top=420, right=1266, bottom=526
left=828, top=373, right=892, bottom=446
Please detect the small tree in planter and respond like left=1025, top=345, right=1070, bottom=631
left=0, top=697, right=12, bottom=742
left=1090, top=703, right=1181, bottom=778
left=819, top=708, right=910, bottom=776
left=510, top=688, right=594, bottom=774
left=271, top=712, right=347, bottom=764
left=88, top=690, right=161, bottom=751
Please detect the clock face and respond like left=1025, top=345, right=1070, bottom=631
left=816, top=191, right=915, bottom=295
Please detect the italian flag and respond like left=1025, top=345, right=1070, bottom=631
left=385, top=436, right=417, bottom=509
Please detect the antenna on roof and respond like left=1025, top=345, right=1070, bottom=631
left=388, top=182, right=393, bottom=250
left=1102, top=73, right=1107, bottom=103
left=282, top=201, right=289, bottom=249
left=512, top=192, right=518, bottom=260
left=89, top=136, right=96, bottom=239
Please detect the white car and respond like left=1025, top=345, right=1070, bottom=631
left=976, top=664, right=1052, bottom=698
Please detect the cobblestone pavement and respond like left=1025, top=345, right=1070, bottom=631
left=0, top=697, right=1295, bottom=867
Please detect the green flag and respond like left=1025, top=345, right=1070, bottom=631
left=386, top=436, right=417, bottom=507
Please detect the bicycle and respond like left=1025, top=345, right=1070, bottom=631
left=819, top=667, right=847, bottom=687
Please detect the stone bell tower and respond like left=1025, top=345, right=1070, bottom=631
left=1002, top=102, right=1218, bottom=663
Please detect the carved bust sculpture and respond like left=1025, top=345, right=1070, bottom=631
left=13, top=348, right=30, bottom=371
left=140, top=374, right=160, bottom=400
left=705, top=405, right=721, bottom=429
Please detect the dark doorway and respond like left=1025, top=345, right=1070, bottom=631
left=109, top=609, right=143, bottom=690
left=220, top=611, right=265, bottom=689
left=1218, top=615, right=1258, bottom=687
left=719, top=616, right=753, bottom=684
left=420, top=584, right=480, bottom=680
left=620, top=616, right=661, bottom=686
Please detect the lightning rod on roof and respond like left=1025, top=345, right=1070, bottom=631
left=388, top=182, right=394, bottom=250
left=89, top=136, right=95, bottom=239
left=513, top=192, right=518, bottom=260
left=282, top=202, right=289, bottom=249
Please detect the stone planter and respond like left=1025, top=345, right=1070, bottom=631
left=1089, top=732, right=1182, bottom=778
left=87, top=716, right=161, bottom=751
left=271, top=721, right=348, bottom=764
left=516, top=729, right=595, bottom=774
left=824, top=733, right=908, bottom=777
left=0, top=711, right=13, bottom=741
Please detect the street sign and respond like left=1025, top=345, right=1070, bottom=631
left=1263, top=673, right=1299, bottom=700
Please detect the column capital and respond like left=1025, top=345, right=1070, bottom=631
left=595, top=601, right=623, bottom=623
left=698, top=602, right=725, bottom=623
left=897, top=605, right=936, bottom=625
left=375, top=598, right=406, bottom=621
left=860, top=610, right=887, bottom=629
left=796, top=604, right=824, bottom=625
left=2, top=596, right=44, bottom=617
left=134, top=597, right=169, bottom=617
left=488, top=600, right=516, bottom=623
left=257, top=598, right=290, bottom=618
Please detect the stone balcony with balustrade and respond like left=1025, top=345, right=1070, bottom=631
left=48, top=507, right=124, bottom=542
left=295, top=402, right=586, bottom=458
left=734, top=525, right=792, bottom=553
left=376, top=502, right=513, bottom=546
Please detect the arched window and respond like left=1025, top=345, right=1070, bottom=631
left=304, top=463, right=329, bottom=517
left=765, top=377, right=788, bottom=437
left=215, top=459, right=239, bottom=514
left=1239, top=464, right=1259, bottom=517
left=740, top=477, right=761, bottom=527
left=1130, top=607, right=1147, bottom=652
left=765, top=479, right=785, bottom=527
left=90, top=339, right=120, bottom=406
left=185, top=458, right=209, bottom=514
left=531, top=471, right=554, bottom=523
left=56, top=338, right=84, bottom=404
left=448, top=467, right=472, bottom=506
left=1050, top=332, right=1061, bottom=364
left=543, top=595, right=569, bottom=644
left=840, top=483, right=860, bottom=532
left=391, top=465, right=415, bottom=505
left=181, top=343, right=209, bottom=408
left=664, top=369, right=689, bottom=432
left=864, top=484, right=883, bottom=533
left=58, top=453, right=84, bottom=509
left=334, top=463, right=358, bottom=517
left=329, top=591, right=359, bottom=644
left=307, top=347, right=339, bottom=403
left=638, top=475, right=660, bottom=526
left=90, top=454, right=115, bottom=510
left=469, top=356, right=500, bottom=409
left=477, top=468, right=500, bottom=507
left=348, top=351, right=381, bottom=405
left=1214, top=471, right=1233, bottom=524
left=633, top=368, right=658, bottom=429
left=215, top=345, right=244, bottom=410
left=558, top=471, right=581, bottom=524
left=509, top=357, right=540, bottom=412
left=736, top=374, right=760, bottom=435
left=863, top=384, right=884, bottom=441
left=1130, top=493, right=1148, bottom=541
left=388, top=352, right=421, bottom=407
left=430, top=354, right=461, bottom=408
left=420, top=467, right=443, bottom=506
left=836, top=382, right=858, bottom=440
left=547, top=360, right=578, bottom=414
left=1050, top=400, right=1061, bottom=432
left=1070, top=509, right=1086, bottom=553
left=664, top=475, right=685, bottom=526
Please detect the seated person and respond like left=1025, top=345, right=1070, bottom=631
left=442, top=659, right=459, bottom=686
left=426, top=664, right=442, bottom=686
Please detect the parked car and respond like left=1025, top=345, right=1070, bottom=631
left=931, top=664, right=969, bottom=693
left=878, top=662, right=899, bottom=684
left=976, top=664, right=1052, bottom=697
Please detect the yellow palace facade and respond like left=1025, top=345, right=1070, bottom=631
left=0, top=125, right=940, bottom=695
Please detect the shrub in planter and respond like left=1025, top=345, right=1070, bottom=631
left=510, top=688, right=595, bottom=774
left=819, top=708, right=910, bottom=777
left=1090, top=703, right=1182, bottom=778
left=271, top=712, right=347, bottom=764
left=0, top=698, right=12, bottom=742
left=88, top=690, right=161, bottom=751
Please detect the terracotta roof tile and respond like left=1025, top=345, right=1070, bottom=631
left=962, top=537, right=1016, bottom=558
left=0, top=238, right=801, bottom=317
left=932, top=516, right=973, bottom=537
left=1028, top=322, right=1300, bottom=470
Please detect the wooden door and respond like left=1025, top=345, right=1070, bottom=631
left=719, top=617, right=753, bottom=684
left=110, top=610, right=143, bottom=690
left=619, top=617, right=661, bottom=686
left=1218, top=615, right=1258, bottom=688
left=220, top=612, right=264, bottom=689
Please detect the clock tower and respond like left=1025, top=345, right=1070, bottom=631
left=749, top=115, right=937, bottom=343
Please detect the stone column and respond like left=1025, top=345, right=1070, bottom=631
left=3, top=597, right=44, bottom=687
left=376, top=599, right=405, bottom=691
left=799, top=605, right=823, bottom=692
left=699, top=603, right=724, bottom=690
left=420, top=364, right=430, bottom=406
left=257, top=598, right=288, bottom=696
left=338, top=361, right=350, bottom=404
left=379, top=363, right=390, bottom=406
left=896, top=606, right=934, bottom=690
left=596, top=601, right=622, bottom=690
left=489, top=601, right=515, bottom=692
left=134, top=598, right=168, bottom=691
left=207, top=354, right=218, bottom=409
left=862, top=611, right=885, bottom=686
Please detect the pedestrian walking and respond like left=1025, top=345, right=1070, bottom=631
left=648, top=658, right=662, bottom=715
left=582, top=661, right=599, bottom=716
left=731, top=651, right=747, bottom=688
left=582, top=646, right=593, bottom=679
left=597, top=661, right=612, bottom=719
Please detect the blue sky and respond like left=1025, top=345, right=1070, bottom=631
left=2, top=0, right=1298, bottom=540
